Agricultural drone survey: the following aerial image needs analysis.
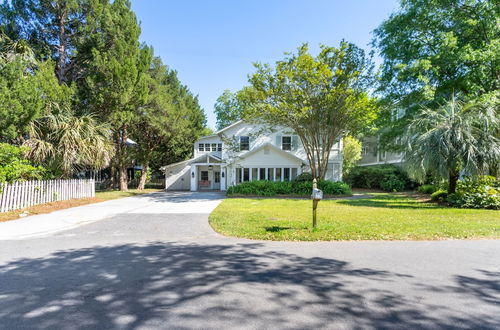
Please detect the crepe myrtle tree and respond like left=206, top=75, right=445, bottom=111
left=246, top=42, right=378, bottom=180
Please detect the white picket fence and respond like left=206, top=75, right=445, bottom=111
left=0, top=179, right=95, bottom=213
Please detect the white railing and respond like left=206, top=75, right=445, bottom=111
left=0, top=179, right=95, bottom=213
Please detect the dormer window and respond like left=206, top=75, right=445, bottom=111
left=217, top=143, right=222, bottom=151
left=198, top=144, right=204, bottom=152
left=211, top=143, right=217, bottom=151
left=240, top=136, right=249, bottom=151
left=282, top=136, right=292, bottom=151
left=205, top=143, right=210, bottom=151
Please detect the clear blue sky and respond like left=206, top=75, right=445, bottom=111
left=131, top=0, right=400, bottom=129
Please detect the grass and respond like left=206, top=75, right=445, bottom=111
left=209, top=193, right=500, bottom=241
left=0, top=189, right=160, bottom=223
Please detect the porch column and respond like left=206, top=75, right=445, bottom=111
left=190, top=164, right=197, bottom=191
left=220, top=166, right=227, bottom=191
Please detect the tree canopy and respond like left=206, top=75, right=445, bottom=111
left=374, top=0, right=500, bottom=145
left=246, top=42, right=378, bottom=179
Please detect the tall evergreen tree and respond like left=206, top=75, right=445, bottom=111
left=82, top=0, right=151, bottom=191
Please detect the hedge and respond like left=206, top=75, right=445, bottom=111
left=226, top=180, right=352, bottom=197
left=345, top=164, right=414, bottom=192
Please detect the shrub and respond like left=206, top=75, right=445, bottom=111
left=0, top=143, right=46, bottom=183
left=431, top=190, right=448, bottom=202
left=417, top=184, right=438, bottom=194
left=380, top=174, right=406, bottom=192
left=345, top=165, right=412, bottom=192
left=227, top=180, right=352, bottom=196
left=293, top=172, right=313, bottom=182
left=447, top=176, right=500, bottom=210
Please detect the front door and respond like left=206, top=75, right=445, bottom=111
left=213, top=171, right=221, bottom=190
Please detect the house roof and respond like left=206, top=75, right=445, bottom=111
left=160, top=153, right=223, bottom=171
left=228, top=142, right=305, bottom=165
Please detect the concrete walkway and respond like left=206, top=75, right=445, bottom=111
left=0, top=191, right=224, bottom=240
left=0, top=191, right=499, bottom=329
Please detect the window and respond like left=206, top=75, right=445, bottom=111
left=267, top=168, right=274, bottom=181
left=214, top=171, right=220, bottom=183
left=243, top=168, right=250, bottom=181
left=291, top=168, right=298, bottom=180
left=236, top=169, right=242, bottom=183
left=240, top=136, right=249, bottom=151
left=275, top=168, right=282, bottom=181
left=200, top=171, right=209, bottom=181
left=282, top=136, right=292, bottom=150
left=259, top=168, right=266, bottom=180
left=205, top=143, right=210, bottom=151
left=211, top=143, right=217, bottom=151
left=283, top=168, right=290, bottom=181
left=217, top=143, right=222, bottom=151
left=198, top=144, right=204, bottom=152
left=362, top=145, right=369, bottom=155
left=251, top=168, right=258, bottom=181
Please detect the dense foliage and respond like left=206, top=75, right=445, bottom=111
left=0, top=0, right=208, bottom=190
left=345, top=165, right=413, bottom=192
left=417, top=184, right=439, bottom=195
left=374, top=0, right=499, bottom=147
left=0, top=143, right=45, bottom=183
left=448, top=176, right=500, bottom=210
left=226, top=180, right=352, bottom=197
left=402, top=97, right=499, bottom=194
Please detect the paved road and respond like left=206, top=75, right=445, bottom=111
left=0, top=191, right=499, bottom=329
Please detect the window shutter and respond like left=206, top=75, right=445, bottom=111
left=292, top=135, right=299, bottom=151
left=276, top=135, right=282, bottom=148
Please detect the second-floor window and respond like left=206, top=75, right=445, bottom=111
left=211, top=143, right=217, bottom=151
left=240, top=136, right=249, bottom=151
left=198, top=144, right=204, bottom=151
left=205, top=143, right=210, bottom=151
left=217, top=143, right=222, bottom=151
left=282, top=136, right=292, bottom=151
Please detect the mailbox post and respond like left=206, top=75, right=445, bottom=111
left=311, top=178, right=323, bottom=228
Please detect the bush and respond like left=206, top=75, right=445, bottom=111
left=0, top=143, right=46, bottom=183
left=417, top=184, right=438, bottom=194
left=293, top=172, right=313, bottom=182
left=447, top=176, right=500, bottom=210
left=345, top=165, right=413, bottom=192
left=431, top=190, right=448, bottom=202
left=380, top=174, right=406, bottom=192
left=227, top=180, right=352, bottom=197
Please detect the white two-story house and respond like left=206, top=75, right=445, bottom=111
left=161, top=120, right=343, bottom=191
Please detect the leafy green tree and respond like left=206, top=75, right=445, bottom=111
left=374, top=0, right=500, bottom=146
left=131, top=57, right=201, bottom=190
left=82, top=0, right=152, bottom=191
left=403, top=96, right=500, bottom=194
left=214, top=90, right=242, bottom=130
left=247, top=42, right=378, bottom=179
left=342, top=136, right=362, bottom=179
left=0, top=143, right=45, bottom=183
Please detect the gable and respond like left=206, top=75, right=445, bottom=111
left=236, top=143, right=304, bottom=167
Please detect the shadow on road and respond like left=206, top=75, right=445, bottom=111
left=0, top=242, right=498, bottom=329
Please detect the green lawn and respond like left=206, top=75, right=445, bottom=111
left=209, top=193, right=500, bottom=241
left=95, top=188, right=161, bottom=201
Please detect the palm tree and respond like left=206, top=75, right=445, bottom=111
left=403, top=96, right=500, bottom=194
left=24, top=109, right=114, bottom=178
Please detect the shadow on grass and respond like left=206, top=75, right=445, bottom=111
left=337, top=194, right=437, bottom=210
left=264, top=226, right=292, bottom=232
left=0, top=242, right=498, bottom=329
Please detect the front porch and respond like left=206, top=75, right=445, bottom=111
left=189, top=154, right=226, bottom=191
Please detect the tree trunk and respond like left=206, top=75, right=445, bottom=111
left=137, top=163, right=149, bottom=190
left=448, top=170, right=459, bottom=194
left=119, top=166, right=128, bottom=191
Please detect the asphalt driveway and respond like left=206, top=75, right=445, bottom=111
left=0, top=191, right=499, bottom=329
